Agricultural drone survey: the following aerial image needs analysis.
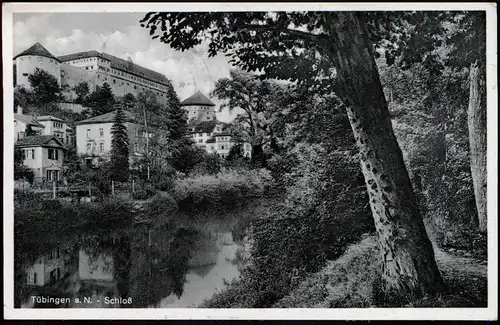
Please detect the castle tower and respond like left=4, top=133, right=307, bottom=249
left=13, top=42, right=61, bottom=88
left=180, top=91, right=216, bottom=122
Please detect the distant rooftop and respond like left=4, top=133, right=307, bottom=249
left=14, top=42, right=60, bottom=62
left=58, top=50, right=171, bottom=87
left=181, top=91, right=216, bottom=107
left=14, top=114, right=45, bottom=128
left=17, top=135, right=66, bottom=149
left=76, top=110, right=136, bottom=125
left=36, top=115, right=65, bottom=122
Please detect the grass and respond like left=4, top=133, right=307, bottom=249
left=272, top=234, right=488, bottom=308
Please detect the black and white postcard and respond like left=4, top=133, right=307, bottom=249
left=2, top=2, right=497, bottom=321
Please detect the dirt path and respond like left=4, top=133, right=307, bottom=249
left=434, top=246, right=487, bottom=277
left=431, top=245, right=488, bottom=307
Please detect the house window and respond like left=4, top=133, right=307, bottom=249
left=86, top=129, right=91, bottom=137
left=24, top=149, right=35, bottom=159
left=220, top=145, right=225, bottom=150
left=48, top=247, right=60, bottom=259
left=86, top=141, right=92, bottom=151
left=46, top=170, right=60, bottom=181
left=198, top=139, right=203, bottom=143
left=99, top=141, right=104, bottom=152
left=48, top=148, right=59, bottom=160
left=134, top=129, right=139, bottom=137
left=99, top=128, right=104, bottom=137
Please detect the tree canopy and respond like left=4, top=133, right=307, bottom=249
left=27, top=68, right=62, bottom=104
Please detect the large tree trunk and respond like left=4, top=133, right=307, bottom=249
left=327, top=12, right=445, bottom=300
left=468, top=62, right=487, bottom=233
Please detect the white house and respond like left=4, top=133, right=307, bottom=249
left=16, top=135, right=67, bottom=182
left=180, top=91, right=252, bottom=159
left=75, top=110, right=150, bottom=165
left=36, top=115, right=73, bottom=145
left=14, top=113, right=45, bottom=141
left=14, top=113, right=73, bottom=146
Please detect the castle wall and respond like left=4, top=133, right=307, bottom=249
left=60, top=63, right=98, bottom=102
left=14, top=55, right=61, bottom=89
left=94, top=69, right=169, bottom=103
left=184, top=105, right=217, bottom=122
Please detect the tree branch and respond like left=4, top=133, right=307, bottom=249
left=237, top=24, right=326, bottom=45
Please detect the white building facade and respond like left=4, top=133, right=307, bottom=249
left=181, top=91, right=252, bottom=159
left=75, top=110, right=149, bottom=163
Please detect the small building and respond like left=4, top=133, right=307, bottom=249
left=14, top=113, right=45, bottom=141
left=75, top=110, right=150, bottom=165
left=36, top=115, right=73, bottom=145
left=17, top=135, right=67, bottom=182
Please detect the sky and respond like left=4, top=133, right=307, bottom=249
left=12, top=12, right=239, bottom=121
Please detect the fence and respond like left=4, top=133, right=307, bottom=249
left=16, top=179, right=152, bottom=200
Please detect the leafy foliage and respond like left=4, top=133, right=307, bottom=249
left=73, top=81, right=90, bottom=104
left=84, top=82, right=116, bottom=117
left=27, top=68, right=62, bottom=104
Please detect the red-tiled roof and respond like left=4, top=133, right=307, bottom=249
left=76, top=110, right=135, bottom=125
left=181, top=91, right=215, bottom=106
left=17, top=135, right=66, bottom=149
left=58, top=51, right=171, bottom=87
left=14, top=42, right=60, bottom=62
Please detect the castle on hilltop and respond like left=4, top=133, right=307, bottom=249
left=14, top=42, right=172, bottom=103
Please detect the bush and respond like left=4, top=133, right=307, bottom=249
left=14, top=197, right=134, bottom=266
left=132, top=183, right=157, bottom=200
left=153, top=175, right=176, bottom=192
left=172, top=169, right=270, bottom=213
left=203, top=143, right=374, bottom=308
left=143, top=194, right=179, bottom=224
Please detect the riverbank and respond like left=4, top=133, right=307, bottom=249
left=14, top=170, right=275, bottom=308
left=273, top=235, right=487, bottom=308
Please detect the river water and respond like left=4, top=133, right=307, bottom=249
left=20, top=216, right=248, bottom=308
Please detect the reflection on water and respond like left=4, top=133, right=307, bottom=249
left=19, top=218, right=246, bottom=308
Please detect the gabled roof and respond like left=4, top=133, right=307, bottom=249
left=181, top=91, right=216, bottom=107
left=14, top=42, right=60, bottom=62
left=36, top=115, right=65, bottom=122
left=214, top=131, right=232, bottom=137
left=14, top=114, right=45, bottom=128
left=76, top=110, right=135, bottom=125
left=17, top=135, right=66, bottom=149
left=58, top=51, right=171, bottom=87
